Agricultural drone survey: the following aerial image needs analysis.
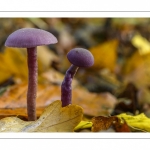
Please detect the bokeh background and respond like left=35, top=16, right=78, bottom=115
left=1, top=18, right=150, bottom=123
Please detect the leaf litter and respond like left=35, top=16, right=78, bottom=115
left=0, top=100, right=83, bottom=132
left=1, top=18, right=150, bottom=132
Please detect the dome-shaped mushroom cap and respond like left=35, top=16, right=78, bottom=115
left=5, top=28, right=58, bottom=48
left=67, top=48, right=94, bottom=67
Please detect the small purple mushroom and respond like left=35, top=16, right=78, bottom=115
left=61, top=48, right=94, bottom=107
left=5, top=28, right=57, bottom=121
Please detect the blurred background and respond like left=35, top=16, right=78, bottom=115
left=1, top=18, right=150, bottom=120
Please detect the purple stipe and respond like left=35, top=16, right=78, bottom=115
left=27, top=47, right=37, bottom=121
left=61, top=65, right=78, bottom=107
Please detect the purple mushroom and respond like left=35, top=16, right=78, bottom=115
left=5, top=28, right=57, bottom=121
left=61, top=48, right=94, bottom=107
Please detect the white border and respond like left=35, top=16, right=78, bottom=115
left=0, top=133, right=150, bottom=139
left=0, top=0, right=150, bottom=12
left=0, top=12, right=150, bottom=18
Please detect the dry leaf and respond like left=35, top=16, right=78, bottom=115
left=0, top=83, right=117, bottom=117
left=72, top=87, right=117, bottom=116
left=91, top=116, right=119, bottom=132
left=0, top=107, right=44, bottom=120
left=0, top=83, right=60, bottom=109
left=113, top=119, right=131, bottom=132
left=0, top=100, right=83, bottom=132
left=91, top=115, right=131, bottom=132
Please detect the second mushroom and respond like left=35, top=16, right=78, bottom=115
left=5, top=28, right=58, bottom=121
left=61, top=48, right=94, bottom=107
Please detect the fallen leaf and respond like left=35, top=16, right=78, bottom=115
left=72, top=88, right=117, bottom=116
left=0, top=100, right=83, bottom=132
left=122, top=50, right=144, bottom=75
left=0, top=83, right=117, bottom=117
left=0, top=46, right=59, bottom=84
left=90, top=39, right=119, bottom=72
left=74, top=121, right=92, bottom=131
left=91, top=115, right=131, bottom=132
left=131, top=34, right=150, bottom=55
left=0, top=83, right=60, bottom=109
left=113, top=82, right=139, bottom=115
left=0, top=107, right=44, bottom=120
left=91, top=116, right=119, bottom=132
left=117, top=113, right=150, bottom=132
left=0, top=48, right=28, bottom=83
left=113, top=119, right=131, bottom=132
left=125, top=66, right=150, bottom=88
left=0, top=117, right=30, bottom=132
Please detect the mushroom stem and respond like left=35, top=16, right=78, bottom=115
left=61, top=65, right=78, bottom=107
left=27, top=47, right=37, bottom=121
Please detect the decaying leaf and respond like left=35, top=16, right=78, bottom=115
left=91, top=116, right=119, bottom=132
left=0, top=100, right=83, bottom=132
left=91, top=115, right=131, bottom=132
left=117, top=113, right=150, bottom=132
left=113, top=118, right=131, bottom=132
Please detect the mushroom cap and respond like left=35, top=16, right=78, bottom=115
left=67, top=48, right=94, bottom=67
left=5, top=28, right=58, bottom=48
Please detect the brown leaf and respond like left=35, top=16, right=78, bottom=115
left=72, top=87, right=117, bottom=116
left=113, top=119, right=131, bottom=132
left=113, top=82, right=139, bottom=115
left=0, top=83, right=117, bottom=118
left=0, top=107, right=44, bottom=120
left=0, top=83, right=60, bottom=109
left=91, top=116, right=119, bottom=132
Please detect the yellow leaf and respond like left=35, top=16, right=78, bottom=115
left=90, top=39, right=118, bottom=72
left=74, top=121, right=92, bottom=131
left=117, top=113, right=150, bottom=132
left=0, top=100, right=83, bottom=132
left=122, top=51, right=150, bottom=88
left=131, top=34, right=150, bottom=55
left=0, top=46, right=59, bottom=83
left=122, top=51, right=144, bottom=75
left=0, top=48, right=28, bottom=82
